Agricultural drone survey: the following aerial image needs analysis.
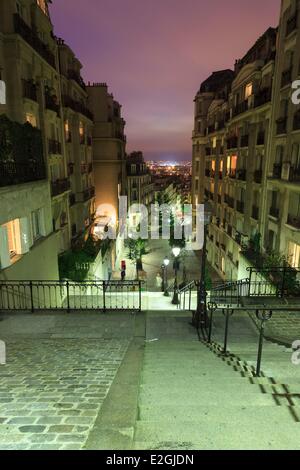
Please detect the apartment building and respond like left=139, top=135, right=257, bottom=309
left=126, top=151, right=154, bottom=207
left=86, top=83, right=127, bottom=268
left=192, top=27, right=277, bottom=280
left=57, top=39, right=95, bottom=244
left=0, top=0, right=60, bottom=280
left=265, top=0, right=300, bottom=268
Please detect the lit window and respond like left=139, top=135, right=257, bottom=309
left=245, top=83, right=253, bottom=99
left=26, top=113, right=37, bottom=127
left=231, top=155, right=238, bottom=171
left=212, top=137, right=217, bottom=148
left=36, top=0, right=49, bottom=16
left=288, top=242, right=300, bottom=268
left=226, top=156, right=231, bottom=175
left=3, top=219, right=21, bottom=258
left=212, top=160, right=216, bottom=172
left=79, top=121, right=84, bottom=136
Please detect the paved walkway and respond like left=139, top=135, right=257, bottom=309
left=1, top=310, right=300, bottom=450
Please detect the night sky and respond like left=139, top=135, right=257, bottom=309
left=50, top=0, right=280, bottom=162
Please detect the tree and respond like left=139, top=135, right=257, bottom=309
left=126, top=237, right=149, bottom=278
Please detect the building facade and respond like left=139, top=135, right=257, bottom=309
left=192, top=26, right=280, bottom=280
left=0, top=0, right=61, bottom=280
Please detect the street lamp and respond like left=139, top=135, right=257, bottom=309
left=172, top=247, right=181, bottom=305
left=163, top=256, right=170, bottom=296
left=193, top=201, right=213, bottom=330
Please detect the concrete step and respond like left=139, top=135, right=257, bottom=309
left=133, top=420, right=300, bottom=450
left=138, top=404, right=296, bottom=423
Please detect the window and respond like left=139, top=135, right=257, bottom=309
left=31, top=210, right=41, bottom=241
left=288, top=242, right=300, bottom=268
left=26, top=113, right=37, bottom=127
left=245, top=83, right=253, bottom=99
left=4, top=220, right=21, bottom=258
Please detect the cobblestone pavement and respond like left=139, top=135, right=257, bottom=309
left=0, top=316, right=131, bottom=450
left=248, top=303, right=300, bottom=346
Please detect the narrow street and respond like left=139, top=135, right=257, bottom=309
left=1, top=308, right=300, bottom=450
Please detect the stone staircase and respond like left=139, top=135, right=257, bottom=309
left=133, top=310, right=300, bottom=450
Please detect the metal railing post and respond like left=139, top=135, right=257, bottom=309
left=281, top=267, right=286, bottom=298
left=208, top=302, right=217, bottom=343
left=223, top=307, right=234, bottom=354
left=139, top=281, right=142, bottom=312
left=255, top=309, right=273, bottom=376
left=66, top=281, right=70, bottom=313
left=103, top=281, right=106, bottom=313
left=29, top=281, right=34, bottom=313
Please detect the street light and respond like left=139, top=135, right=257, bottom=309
left=163, top=256, right=170, bottom=296
left=193, top=201, right=213, bottom=331
left=172, top=247, right=181, bottom=305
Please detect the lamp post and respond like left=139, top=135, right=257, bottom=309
left=163, top=257, right=170, bottom=296
left=172, top=247, right=181, bottom=305
left=193, top=201, right=213, bottom=330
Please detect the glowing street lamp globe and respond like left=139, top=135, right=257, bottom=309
left=172, top=247, right=181, bottom=258
left=164, top=257, right=170, bottom=267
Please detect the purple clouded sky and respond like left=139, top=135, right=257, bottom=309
left=50, top=0, right=280, bottom=162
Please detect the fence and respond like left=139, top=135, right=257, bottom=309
left=0, top=280, right=143, bottom=312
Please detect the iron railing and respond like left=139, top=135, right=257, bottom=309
left=0, top=160, right=46, bottom=187
left=0, top=280, right=144, bottom=312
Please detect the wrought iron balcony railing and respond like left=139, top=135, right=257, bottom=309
left=62, top=95, right=94, bottom=121
left=48, top=139, right=62, bottom=155
left=14, top=14, right=56, bottom=69
left=0, top=160, right=46, bottom=187
left=22, top=79, right=37, bottom=101
left=67, top=69, right=86, bottom=90
left=51, top=178, right=71, bottom=197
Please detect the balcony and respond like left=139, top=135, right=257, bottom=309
left=293, top=111, right=300, bottom=131
left=256, top=131, right=265, bottom=146
left=252, top=205, right=259, bottom=220
left=13, top=14, right=56, bottom=69
left=254, top=88, right=272, bottom=108
left=269, top=206, right=279, bottom=218
left=236, top=201, right=244, bottom=213
left=287, top=215, right=300, bottom=229
left=276, top=117, right=287, bottom=135
left=22, top=79, right=37, bottom=102
left=229, top=170, right=237, bottom=179
left=0, top=116, right=46, bottom=187
left=236, top=169, right=247, bottom=181
left=240, top=135, right=249, bottom=148
left=45, top=91, right=60, bottom=115
left=51, top=178, right=71, bottom=197
left=67, top=70, right=86, bottom=90
left=254, top=170, right=262, bottom=184
left=226, top=136, right=238, bottom=149
left=281, top=68, right=292, bottom=88
left=286, top=12, right=298, bottom=37
left=48, top=139, right=62, bottom=155
left=69, top=193, right=76, bottom=207
left=81, top=187, right=95, bottom=202
left=0, top=160, right=46, bottom=188
left=62, top=95, right=94, bottom=121
left=232, top=100, right=249, bottom=117
left=273, top=164, right=282, bottom=179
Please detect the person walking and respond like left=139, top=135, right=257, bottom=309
left=156, top=272, right=163, bottom=291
